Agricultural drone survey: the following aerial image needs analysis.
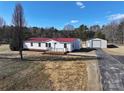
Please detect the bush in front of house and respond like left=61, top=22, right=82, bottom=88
left=9, top=39, right=20, bottom=51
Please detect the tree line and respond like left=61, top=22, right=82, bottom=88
left=0, top=22, right=106, bottom=44
left=1, top=17, right=124, bottom=44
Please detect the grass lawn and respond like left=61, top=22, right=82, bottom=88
left=103, top=45, right=124, bottom=55
left=0, top=44, right=10, bottom=52
left=0, top=44, right=100, bottom=91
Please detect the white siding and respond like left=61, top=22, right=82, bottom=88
left=23, top=42, right=47, bottom=50
left=100, top=40, right=107, bottom=48
left=86, top=40, right=92, bottom=48
left=23, top=40, right=72, bottom=52
left=23, top=38, right=81, bottom=52
left=46, top=40, right=72, bottom=52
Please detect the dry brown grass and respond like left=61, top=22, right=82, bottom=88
left=44, top=61, right=87, bottom=91
left=103, top=46, right=124, bottom=55
left=0, top=62, right=50, bottom=91
left=0, top=44, right=10, bottom=52
left=0, top=44, right=100, bottom=91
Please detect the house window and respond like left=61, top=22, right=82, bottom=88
left=64, top=43, right=67, bottom=48
left=46, top=43, right=51, bottom=47
left=31, top=42, right=33, bottom=46
left=38, top=43, right=41, bottom=47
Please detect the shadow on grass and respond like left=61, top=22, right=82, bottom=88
left=0, top=54, right=98, bottom=62
left=23, top=55, right=98, bottom=62
left=0, top=53, right=19, bottom=57
left=72, top=48, right=96, bottom=52
left=0, top=57, right=26, bottom=63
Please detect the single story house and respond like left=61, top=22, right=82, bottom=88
left=86, top=38, right=107, bottom=48
left=23, top=38, right=81, bottom=52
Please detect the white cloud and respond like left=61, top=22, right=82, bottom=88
left=65, top=19, right=79, bottom=25
left=94, top=21, right=100, bottom=24
left=70, top=20, right=79, bottom=23
left=107, top=14, right=124, bottom=20
left=76, top=1, right=85, bottom=9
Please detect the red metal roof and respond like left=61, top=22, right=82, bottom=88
left=53, top=38, right=76, bottom=42
left=26, top=38, right=77, bottom=42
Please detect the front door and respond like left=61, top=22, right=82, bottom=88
left=54, top=43, right=56, bottom=51
left=64, top=43, right=68, bottom=52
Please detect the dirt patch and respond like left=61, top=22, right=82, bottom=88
left=86, top=61, right=102, bottom=90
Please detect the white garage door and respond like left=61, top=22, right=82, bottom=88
left=92, top=40, right=101, bottom=48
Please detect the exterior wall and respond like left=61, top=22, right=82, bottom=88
left=86, top=38, right=107, bottom=48
left=100, top=40, right=107, bottom=48
left=23, top=42, right=47, bottom=50
left=23, top=40, right=72, bottom=52
left=86, top=40, right=92, bottom=48
left=71, top=39, right=81, bottom=50
left=46, top=40, right=72, bottom=52
left=82, top=41, right=87, bottom=48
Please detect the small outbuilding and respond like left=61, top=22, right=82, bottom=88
left=86, top=38, right=107, bottom=48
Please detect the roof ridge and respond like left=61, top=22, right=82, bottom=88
left=26, top=38, right=77, bottom=42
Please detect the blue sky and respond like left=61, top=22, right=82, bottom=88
left=1, top=1, right=124, bottom=29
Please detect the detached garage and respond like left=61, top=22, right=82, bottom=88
left=86, top=38, right=107, bottom=48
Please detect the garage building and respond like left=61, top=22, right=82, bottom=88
left=86, top=38, right=107, bottom=48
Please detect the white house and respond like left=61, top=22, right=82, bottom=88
left=23, top=38, right=81, bottom=52
left=86, top=38, right=107, bottom=48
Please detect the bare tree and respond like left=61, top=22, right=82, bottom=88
left=0, top=17, right=5, bottom=27
left=12, top=3, right=25, bottom=60
left=109, top=21, right=118, bottom=43
left=118, top=18, right=124, bottom=44
left=102, top=21, right=118, bottom=43
left=90, top=25, right=101, bottom=32
left=0, top=17, right=6, bottom=45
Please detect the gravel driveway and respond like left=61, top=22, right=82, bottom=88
left=96, top=49, right=124, bottom=91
